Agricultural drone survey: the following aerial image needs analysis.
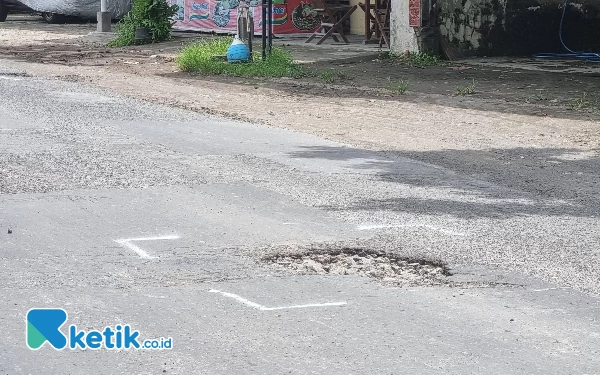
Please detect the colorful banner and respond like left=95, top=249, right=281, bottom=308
left=170, top=0, right=321, bottom=35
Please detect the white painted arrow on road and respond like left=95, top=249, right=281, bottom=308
left=115, top=235, right=180, bottom=259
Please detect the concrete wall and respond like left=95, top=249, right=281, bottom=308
left=391, top=0, right=600, bottom=56
left=439, top=0, right=506, bottom=51
left=441, top=0, right=600, bottom=55
left=390, top=0, right=420, bottom=52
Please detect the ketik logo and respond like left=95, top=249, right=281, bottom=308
left=27, top=309, right=68, bottom=350
left=26, top=308, right=173, bottom=350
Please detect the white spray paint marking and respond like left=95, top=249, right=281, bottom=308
left=114, top=235, right=179, bottom=259
left=0, top=76, right=22, bottom=81
left=209, top=289, right=347, bottom=311
left=357, top=223, right=466, bottom=236
left=532, top=287, right=565, bottom=292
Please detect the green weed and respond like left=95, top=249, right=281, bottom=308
left=456, top=79, right=477, bottom=95
left=319, top=70, right=351, bottom=83
left=569, top=92, right=591, bottom=110
left=408, top=52, right=442, bottom=68
left=387, top=78, right=409, bottom=95
left=386, top=51, right=443, bottom=68
left=320, top=71, right=336, bottom=83
left=567, top=93, right=600, bottom=114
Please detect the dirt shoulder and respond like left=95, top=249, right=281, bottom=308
left=1, top=16, right=599, bottom=204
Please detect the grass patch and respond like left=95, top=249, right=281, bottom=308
left=387, top=78, right=409, bottom=95
left=176, top=37, right=305, bottom=78
left=456, top=79, right=477, bottom=96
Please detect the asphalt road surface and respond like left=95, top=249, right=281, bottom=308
left=1, top=66, right=599, bottom=374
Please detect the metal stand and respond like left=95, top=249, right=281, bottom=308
left=97, top=0, right=111, bottom=32
left=237, top=1, right=254, bottom=57
left=261, top=0, right=267, bottom=60
left=261, top=0, right=273, bottom=60
left=267, top=0, right=272, bottom=54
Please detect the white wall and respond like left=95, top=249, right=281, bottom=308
left=390, top=0, right=420, bottom=53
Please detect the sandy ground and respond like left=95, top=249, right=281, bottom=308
left=0, top=16, right=599, bottom=207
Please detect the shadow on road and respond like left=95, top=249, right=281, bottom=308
left=287, top=145, right=600, bottom=219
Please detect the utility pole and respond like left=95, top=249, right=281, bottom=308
left=97, top=0, right=111, bottom=32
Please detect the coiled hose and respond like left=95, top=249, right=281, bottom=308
left=534, top=0, right=600, bottom=63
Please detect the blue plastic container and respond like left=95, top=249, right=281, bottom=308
left=227, top=35, right=250, bottom=63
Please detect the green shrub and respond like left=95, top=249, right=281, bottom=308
left=109, top=0, right=178, bottom=47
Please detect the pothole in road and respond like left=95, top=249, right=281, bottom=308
left=265, top=248, right=451, bottom=287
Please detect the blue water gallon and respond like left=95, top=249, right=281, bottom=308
left=226, top=35, right=250, bottom=63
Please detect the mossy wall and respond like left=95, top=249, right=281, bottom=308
left=438, top=0, right=600, bottom=56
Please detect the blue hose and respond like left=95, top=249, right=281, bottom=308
left=534, top=0, right=600, bottom=62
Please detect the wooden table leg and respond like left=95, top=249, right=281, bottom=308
left=316, top=5, right=357, bottom=45
left=363, top=0, right=371, bottom=42
left=338, top=5, right=357, bottom=43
